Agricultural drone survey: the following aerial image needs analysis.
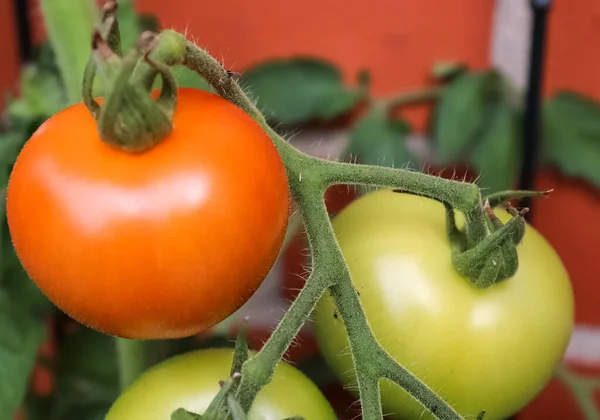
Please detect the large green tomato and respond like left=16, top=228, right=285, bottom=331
left=313, top=189, right=574, bottom=419
left=105, top=348, right=336, bottom=420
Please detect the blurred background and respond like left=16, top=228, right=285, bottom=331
left=1, top=0, right=599, bottom=419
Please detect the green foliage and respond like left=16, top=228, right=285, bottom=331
left=241, top=57, right=361, bottom=124
left=0, top=293, right=47, bottom=419
left=430, top=70, right=503, bottom=164
left=0, top=112, right=54, bottom=420
left=39, top=0, right=99, bottom=104
left=543, top=91, right=600, bottom=187
left=470, top=101, right=522, bottom=194
left=240, top=54, right=600, bottom=190
left=115, top=0, right=142, bottom=53
left=347, top=107, right=412, bottom=168
left=26, top=328, right=119, bottom=420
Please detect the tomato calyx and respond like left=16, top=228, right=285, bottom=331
left=442, top=188, right=552, bottom=288
left=451, top=200, right=528, bottom=288
left=82, top=2, right=178, bottom=153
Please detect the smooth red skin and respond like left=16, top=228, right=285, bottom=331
left=7, top=88, right=290, bottom=339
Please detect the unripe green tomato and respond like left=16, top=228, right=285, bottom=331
left=314, top=189, right=574, bottom=419
left=105, top=348, right=336, bottom=420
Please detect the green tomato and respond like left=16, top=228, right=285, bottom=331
left=314, top=189, right=574, bottom=419
left=105, top=348, right=336, bottom=420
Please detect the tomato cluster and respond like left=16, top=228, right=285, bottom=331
left=7, top=86, right=575, bottom=419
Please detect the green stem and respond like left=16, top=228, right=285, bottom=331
left=380, top=86, right=443, bottom=108
left=555, top=365, right=600, bottom=420
left=115, top=338, right=147, bottom=391
left=237, top=154, right=463, bottom=419
left=484, top=189, right=552, bottom=208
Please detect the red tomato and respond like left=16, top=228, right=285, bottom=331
left=7, top=88, right=290, bottom=339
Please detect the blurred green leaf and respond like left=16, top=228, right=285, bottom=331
left=543, top=91, right=600, bottom=187
left=40, top=0, right=99, bottom=104
left=27, top=328, right=119, bottom=420
left=346, top=107, right=412, bottom=168
left=0, top=292, right=46, bottom=419
left=0, top=129, right=54, bottom=416
left=0, top=131, right=53, bottom=316
left=314, top=89, right=361, bottom=120
left=0, top=131, right=26, bottom=177
left=115, top=0, right=141, bottom=53
left=7, top=66, right=65, bottom=122
left=470, top=102, right=522, bottom=194
left=431, top=70, right=502, bottom=164
left=241, top=57, right=358, bottom=124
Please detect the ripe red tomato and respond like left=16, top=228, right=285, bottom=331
left=7, top=88, right=290, bottom=339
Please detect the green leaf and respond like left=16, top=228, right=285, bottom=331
left=431, top=70, right=502, bottom=164
left=0, top=131, right=26, bottom=175
left=115, top=0, right=141, bottom=53
left=241, top=57, right=358, bottom=124
left=543, top=91, right=600, bottom=187
left=314, top=89, right=361, bottom=120
left=28, top=328, right=120, bottom=420
left=171, top=408, right=202, bottom=420
left=346, top=107, right=412, bottom=168
left=0, top=292, right=46, bottom=419
left=6, top=66, right=66, bottom=122
left=470, top=102, right=522, bottom=194
left=40, top=0, right=99, bottom=104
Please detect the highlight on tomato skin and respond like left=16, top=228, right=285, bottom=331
left=6, top=88, right=290, bottom=340
left=313, top=189, right=575, bottom=420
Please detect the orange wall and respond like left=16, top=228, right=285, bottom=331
left=544, top=0, right=600, bottom=99
left=136, top=0, right=494, bottom=129
left=5, top=1, right=600, bottom=106
left=136, top=0, right=494, bottom=95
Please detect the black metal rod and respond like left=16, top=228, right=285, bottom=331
left=519, top=0, right=552, bottom=222
left=12, top=0, right=32, bottom=63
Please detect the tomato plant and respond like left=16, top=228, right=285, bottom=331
left=6, top=88, right=290, bottom=340
left=104, top=348, right=336, bottom=420
left=313, top=189, right=575, bottom=419
left=3, top=2, right=593, bottom=419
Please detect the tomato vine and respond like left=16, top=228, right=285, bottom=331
left=2, top=1, right=591, bottom=419
left=76, top=6, right=553, bottom=417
